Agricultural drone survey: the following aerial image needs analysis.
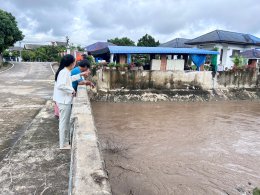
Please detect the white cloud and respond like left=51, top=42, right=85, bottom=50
left=0, top=0, right=260, bottom=46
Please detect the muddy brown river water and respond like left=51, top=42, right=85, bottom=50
left=92, top=101, right=260, bottom=195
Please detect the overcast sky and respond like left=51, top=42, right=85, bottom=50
left=0, top=0, right=260, bottom=47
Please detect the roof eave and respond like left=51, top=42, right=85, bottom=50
left=186, top=40, right=257, bottom=46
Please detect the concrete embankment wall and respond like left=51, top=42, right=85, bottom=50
left=94, top=69, right=260, bottom=102
left=217, top=70, right=259, bottom=88
left=97, top=69, right=259, bottom=90
left=69, top=85, right=111, bottom=195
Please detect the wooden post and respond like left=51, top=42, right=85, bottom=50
left=160, top=54, right=167, bottom=71
left=119, top=54, right=126, bottom=64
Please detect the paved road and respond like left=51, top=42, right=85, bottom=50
left=0, top=62, right=53, bottom=160
left=0, top=62, right=70, bottom=194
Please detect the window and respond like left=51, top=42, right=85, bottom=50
left=232, top=49, right=240, bottom=56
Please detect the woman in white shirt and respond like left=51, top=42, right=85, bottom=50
left=53, top=54, right=88, bottom=149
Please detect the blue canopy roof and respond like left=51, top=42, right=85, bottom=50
left=92, top=46, right=219, bottom=55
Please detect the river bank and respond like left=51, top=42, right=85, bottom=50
left=91, top=88, right=260, bottom=102
left=92, top=69, right=260, bottom=102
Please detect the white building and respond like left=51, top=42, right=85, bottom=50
left=186, top=30, right=260, bottom=69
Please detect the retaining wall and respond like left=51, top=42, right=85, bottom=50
left=97, top=69, right=259, bottom=90
left=69, top=85, right=111, bottom=195
left=217, top=69, right=258, bottom=88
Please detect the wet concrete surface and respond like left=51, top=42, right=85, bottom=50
left=92, top=101, right=260, bottom=195
left=0, top=62, right=70, bottom=194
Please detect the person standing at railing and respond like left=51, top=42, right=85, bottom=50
left=53, top=54, right=89, bottom=149
left=71, top=59, right=94, bottom=92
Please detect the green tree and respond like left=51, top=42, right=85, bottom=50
left=77, top=45, right=84, bottom=52
left=21, top=50, right=32, bottom=62
left=0, top=9, right=24, bottom=65
left=108, top=37, right=135, bottom=46
left=137, top=34, right=160, bottom=47
left=2, top=50, right=10, bottom=58
left=21, top=45, right=66, bottom=62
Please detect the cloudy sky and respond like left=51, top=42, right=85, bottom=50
left=0, top=0, right=260, bottom=47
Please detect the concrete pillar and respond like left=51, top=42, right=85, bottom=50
left=160, top=54, right=167, bottom=71
left=127, top=54, right=131, bottom=64
left=183, top=55, right=188, bottom=66
left=110, top=54, right=114, bottom=63
left=119, top=54, right=126, bottom=64
left=222, top=47, right=228, bottom=68
left=217, top=47, right=222, bottom=66
left=67, top=48, right=71, bottom=55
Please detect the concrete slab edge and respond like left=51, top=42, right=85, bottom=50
left=69, top=85, right=112, bottom=195
left=50, top=62, right=58, bottom=75
left=0, top=63, right=14, bottom=74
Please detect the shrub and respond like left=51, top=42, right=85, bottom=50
left=232, top=54, right=246, bottom=68
left=108, top=62, right=116, bottom=68
left=191, top=65, right=197, bottom=71
left=253, top=188, right=260, bottom=195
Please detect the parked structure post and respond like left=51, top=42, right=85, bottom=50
left=110, top=54, right=114, bottom=63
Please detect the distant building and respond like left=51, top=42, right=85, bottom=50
left=8, top=46, right=23, bottom=52
left=85, top=42, right=116, bottom=54
left=24, top=44, right=45, bottom=50
left=186, top=30, right=260, bottom=69
left=51, top=41, right=67, bottom=47
left=160, top=38, right=192, bottom=48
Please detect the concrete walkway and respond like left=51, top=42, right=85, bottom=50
left=0, top=62, right=70, bottom=194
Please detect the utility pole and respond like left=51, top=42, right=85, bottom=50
left=19, top=41, right=22, bottom=62
left=66, top=36, right=70, bottom=54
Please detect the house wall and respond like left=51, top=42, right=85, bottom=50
left=166, top=60, right=184, bottom=71
left=225, top=45, right=242, bottom=69
left=151, top=59, right=185, bottom=71
left=199, top=44, right=257, bottom=70
left=151, top=59, right=161, bottom=70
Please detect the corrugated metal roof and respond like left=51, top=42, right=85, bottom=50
left=107, top=46, right=219, bottom=55
left=186, top=30, right=260, bottom=46
left=24, top=44, right=46, bottom=50
left=160, top=38, right=192, bottom=48
left=8, top=46, right=23, bottom=51
left=85, top=42, right=116, bottom=52
left=240, top=49, right=260, bottom=59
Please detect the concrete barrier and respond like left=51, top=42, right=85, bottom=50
left=97, top=70, right=214, bottom=90
left=97, top=69, right=260, bottom=91
left=69, top=85, right=112, bottom=195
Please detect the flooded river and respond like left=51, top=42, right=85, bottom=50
left=92, top=101, right=260, bottom=195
